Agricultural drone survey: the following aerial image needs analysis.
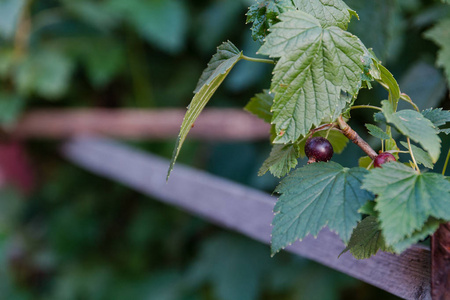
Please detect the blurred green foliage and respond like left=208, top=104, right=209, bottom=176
left=0, top=0, right=449, bottom=299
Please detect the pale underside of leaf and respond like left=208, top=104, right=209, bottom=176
left=194, top=41, right=241, bottom=93
left=258, top=10, right=365, bottom=143
left=377, top=64, right=400, bottom=103
left=168, top=41, right=242, bottom=178
left=271, top=162, right=372, bottom=254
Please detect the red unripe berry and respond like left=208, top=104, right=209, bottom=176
left=305, top=137, right=333, bottom=163
left=373, top=152, right=396, bottom=168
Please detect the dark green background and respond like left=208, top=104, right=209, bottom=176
left=0, top=0, right=448, bottom=299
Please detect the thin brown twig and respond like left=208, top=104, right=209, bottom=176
left=337, top=116, right=378, bottom=160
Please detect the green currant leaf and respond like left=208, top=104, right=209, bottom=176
left=373, top=111, right=386, bottom=124
left=440, top=128, right=450, bottom=135
left=14, top=49, right=74, bottom=99
left=107, top=0, right=188, bottom=54
left=246, top=0, right=295, bottom=43
left=390, top=218, right=441, bottom=253
left=194, top=41, right=242, bottom=93
left=298, top=129, right=349, bottom=157
left=362, top=162, right=450, bottom=245
left=258, top=10, right=365, bottom=143
left=358, top=201, right=376, bottom=216
left=365, top=124, right=390, bottom=140
left=422, top=107, right=450, bottom=128
left=244, top=90, right=273, bottom=123
left=399, top=141, right=434, bottom=169
left=168, top=41, right=242, bottom=178
left=425, top=18, right=450, bottom=86
left=0, top=92, right=25, bottom=127
left=272, top=162, right=373, bottom=254
left=358, top=156, right=373, bottom=169
left=377, top=64, right=400, bottom=103
left=0, top=0, right=26, bottom=39
left=190, top=234, right=272, bottom=300
left=293, top=0, right=358, bottom=30
left=340, top=216, right=392, bottom=259
left=382, top=100, right=441, bottom=162
left=258, top=144, right=299, bottom=177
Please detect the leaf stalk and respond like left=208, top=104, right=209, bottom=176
left=242, top=55, right=275, bottom=64
left=442, top=148, right=450, bottom=176
left=350, top=105, right=382, bottom=111
left=407, top=137, right=420, bottom=174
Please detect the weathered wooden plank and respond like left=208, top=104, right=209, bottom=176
left=61, top=137, right=432, bottom=300
left=431, top=223, right=450, bottom=299
left=12, top=108, right=270, bottom=140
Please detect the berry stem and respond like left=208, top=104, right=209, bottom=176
left=407, top=137, right=420, bottom=174
left=337, top=116, right=378, bottom=160
left=310, top=123, right=336, bottom=135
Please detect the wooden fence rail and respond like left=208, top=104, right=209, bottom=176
left=11, top=108, right=270, bottom=140
left=61, top=136, right=432, bottom=300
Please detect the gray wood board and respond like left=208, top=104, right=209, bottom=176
left=61, top=137, right=431, bottom=300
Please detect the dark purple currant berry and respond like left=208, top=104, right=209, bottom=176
left=305, top=137, right=333, bottom=163
left=373, top=152, right=396, bottom=168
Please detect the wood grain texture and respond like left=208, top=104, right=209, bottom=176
left=61, top=137, right=432, bottom=300
left=431, top=223, right=450, bottom=300
left=11, top=108, right=270, bottom=140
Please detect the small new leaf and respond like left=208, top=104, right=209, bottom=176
left=168, top=41, right=242, bottom=179
left=365, top=124, right=390, bottom=140
left=258, top=10, right=365, bottom=143
left=340, top=216, right=392, bottom=260
left=373, top=111, right=386, bottom=124
left=293, top=0, right=358, bottom=30
left=245, top=90, right=273, bottom=123
left=258, top=143, right=299, bottom=178
left=382, top=100, right=441, bottom=162
left=272, top=162, right=373, bottom=254
left=246, top=0, right=295, bottom=43
left=358, top=201, right=376, bottom=216
left=362, top=162, right=450, bottom=245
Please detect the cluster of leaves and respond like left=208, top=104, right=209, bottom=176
left=170, top=0, right=450, bottom=259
